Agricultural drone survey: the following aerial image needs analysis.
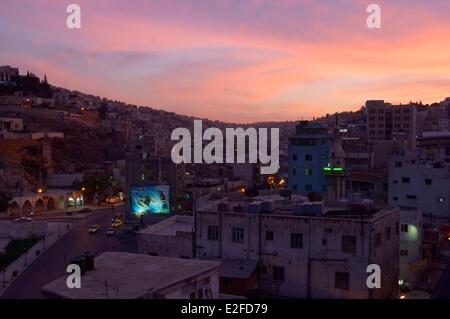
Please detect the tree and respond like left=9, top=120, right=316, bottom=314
left=80, top=172, right=117, bottom=199
left=0, top=191, right=12, bottom=212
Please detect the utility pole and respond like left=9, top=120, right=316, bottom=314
left=104, top=280, right=109, bottom=298
left=2, top=267, right=5, bottom=288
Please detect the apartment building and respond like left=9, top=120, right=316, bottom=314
left=0, top=65, right=19, bottom=83
left=288, top=121, right=331, bottom=194
left=398, top=207, right=423, bottom=290
left=366, top=100, right=417, bottom=150
left=196, top=193, right=399, bottom=298
left=388, top=154, right=450, bottom=225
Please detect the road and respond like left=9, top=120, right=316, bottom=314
left=2, top=208, right=137, bottom=299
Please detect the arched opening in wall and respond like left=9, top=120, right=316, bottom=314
left=35, top=198, right=45, bottom=213
left=57, top=196, right=66, bottom=209
left=22, top=200, right=33, bottom=215
left=47, top=197, right=56, bottom=211
left=7, top=201, right=20, bottom=216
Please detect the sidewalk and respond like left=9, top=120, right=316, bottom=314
left=0, top=221, right=73, bottom=297
left=27, top=203, right=124, bottom=221
left=0, top=203, right=124, bottom=221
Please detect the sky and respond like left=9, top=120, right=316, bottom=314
left=1, top=0, right=450, bottom=123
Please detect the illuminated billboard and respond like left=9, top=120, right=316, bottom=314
left=130, top=185, right=170, bottom=216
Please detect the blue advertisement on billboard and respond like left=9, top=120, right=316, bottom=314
left=130, top=185, right=170, bottom=216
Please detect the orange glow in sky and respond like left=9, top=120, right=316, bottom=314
left=2, top=1, right=450, bottom=123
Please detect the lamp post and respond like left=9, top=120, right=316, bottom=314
left=34, top=187, right=43, bottom=216
left=81, top=187, right=86, bottom=207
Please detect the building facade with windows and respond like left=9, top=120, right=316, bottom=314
left=365, top=100, right=417, bottom=150
left=388, top=154, right=450, bottom=225
left=288, top=121, right=331, bottom=194
left=398, top=207, right=423, bottom=290
left=196, top=194, right=399, bottom=298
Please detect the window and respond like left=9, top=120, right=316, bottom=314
left=322, top=238, right=327, bottom=246
left=273, top=266, right=285, bottom=281
left=341, top=236, right=356, bottom=253
left=222, top=278, right=233, bottom=287
left=385, top=227, right=391, bottom=240
left=290, top=233, right=303, bottom=249
left=400, top=250, right=409, bottom=256
left=425, top=179, right=432, bottom=185
left=292, top=169, right=297, bottom=176
left=375, top=233, right=382, bottom=248
left=292, top=184, right=298, bottom=190
left=395, top=161, right=402, bottom=168
left=260, top=266, right=267, bottom=274
left=401, top=224, right=409, bottom=233
left=406, top=195, right=417, bottom=200
left=266, top=231, right=274, bottom=241
left=305, top=168, right=313, bottom=176
left=393, top=196, right=398, bottom=201
left=293, top=154, right=297, bottom=161
left=321, top=154, right=327, bottom=160
left=335, top=272, right=350, bottom=290
left=393, top=180, right=398, bottom=184
left=232, top=228, right=244, bottom=243
left=207, top=226, right=219, bottom=241
left=305, top=154, right=313, bottom=161
left=401, top=177, right=410, bottom=183
left=305, top=184, right=312, bottom=191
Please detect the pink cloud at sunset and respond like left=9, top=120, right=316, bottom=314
left=2, top=0, right=450, bottom=122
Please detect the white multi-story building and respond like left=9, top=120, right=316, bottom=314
left=196, top=193, right=399, bottom=299
left=398, top=207, right=423, bottom=289
left=389, top=154, right=450, bottom=225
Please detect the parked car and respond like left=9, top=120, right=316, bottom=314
left=88, top=224, right=101, bottom=234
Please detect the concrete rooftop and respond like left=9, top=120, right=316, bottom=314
left=42, top=251, right=219, bottom=299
